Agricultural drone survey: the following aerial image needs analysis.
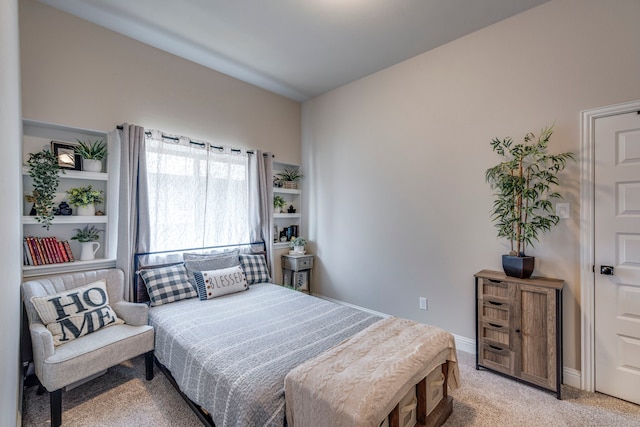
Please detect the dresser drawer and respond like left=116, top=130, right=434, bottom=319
left=478, top=277, right=510, bottom=299
left=478, top=342, right=515, bottom=376
left=478, top=320, right=511, bottom=348
left=478, top=299, right=510, bottom=323
left=282, top=256, right=313, bottom=270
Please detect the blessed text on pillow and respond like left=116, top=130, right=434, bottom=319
left=194, top=265, right=248, bottom=300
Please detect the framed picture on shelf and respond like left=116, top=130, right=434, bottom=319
left=51, top=141, right=81, bottom=170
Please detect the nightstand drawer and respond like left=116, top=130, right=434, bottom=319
left=282, top=256, right=313, bottom=270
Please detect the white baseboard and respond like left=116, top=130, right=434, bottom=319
left=452, top=334, right=476, bottom=355
left=563, top=367, right=581, bottom=389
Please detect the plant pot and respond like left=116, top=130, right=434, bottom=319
left=80, top=241, right=100, bottom=261
left=77, top=204, right=95, bottom=216
left=502, top=254, right=535, bottom=279
left=82, top=159, right=102, bottom=172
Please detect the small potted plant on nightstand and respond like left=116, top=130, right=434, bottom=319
left=276, top=167, right=303, bottom=189
left=274, top=195, right=286, bottom=213
left=289, top=236, right=307, bottom=254
left=71, top=225, right=103, bottom=261
left=74, top=139, right=107, bottom=172
left=66, top=185, right=104, bottom=216
left=485, top=125, right=574, bottom=278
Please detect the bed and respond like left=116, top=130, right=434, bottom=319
left=134, top=243, right=459, bottom=427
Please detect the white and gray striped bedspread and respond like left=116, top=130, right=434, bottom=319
left=149, top=283, right=382, bottom=427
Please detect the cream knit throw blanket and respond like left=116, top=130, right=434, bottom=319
left=285, top=316, right=460, bottom=427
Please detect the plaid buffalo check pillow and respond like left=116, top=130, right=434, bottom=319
left=139, top=264, right=196, bottom=306
left=239, top=254, right=271, bottom=285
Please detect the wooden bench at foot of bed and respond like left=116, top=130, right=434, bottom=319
left=285, top=317, right=460, bottom=427
left=386, top=363, right=452, bottom=427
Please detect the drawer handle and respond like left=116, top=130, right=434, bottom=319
left=489, top=344, right=503, bottom=351
left=489, top=323, right=502, bottom=328
left=488, top=301, right=503, bottom=306
left=488, top=279, right=502, bottom=283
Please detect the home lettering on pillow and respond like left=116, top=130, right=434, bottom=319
left=31, top=280, right=124, bottom=346
left=47, top=287, right=119, bottom=342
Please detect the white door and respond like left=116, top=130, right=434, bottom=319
left=594, top=111, right=640, bottom=404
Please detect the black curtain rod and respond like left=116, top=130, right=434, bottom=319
left=116, top=125, right=273, bottom=157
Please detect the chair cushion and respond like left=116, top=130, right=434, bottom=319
left=30, top=280, right=124, bottom=346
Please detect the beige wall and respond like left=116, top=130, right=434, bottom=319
left=302, top=0, right=640, bottom=371
left=19, top=0, right=301, bottom=164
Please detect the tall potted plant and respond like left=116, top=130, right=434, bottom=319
left=485, top=125, right=574, bottom=278
left=26, top=149, right=62, bottom=229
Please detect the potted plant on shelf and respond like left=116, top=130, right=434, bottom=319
left=276, top=167, right=303, bottom=189
left=71, top=225, right=103, bottom=261
left=74, top=139, right=107, bottom=172
left=485, top=125, right=574, bottom=278
left=66, top=185, right=104, bottom=216
left=289, top=236, right=307, bottom=254
left=26, top=149, right=63, bottom=230
left=273, top=195, right=286, bottom=213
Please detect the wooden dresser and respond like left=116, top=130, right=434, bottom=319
left=474, top=269, right=564, bottom=399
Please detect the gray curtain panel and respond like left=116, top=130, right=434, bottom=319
left=116, top=124, right=150, bottom=301
left=248, top=150, right=274, bottom=271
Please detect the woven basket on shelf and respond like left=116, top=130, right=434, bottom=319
left=282, top=181, right=298, bottom=189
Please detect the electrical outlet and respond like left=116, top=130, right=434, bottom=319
left=556, top=202, right=570, bottom=219
left=419, top=297, right=428, bottom=311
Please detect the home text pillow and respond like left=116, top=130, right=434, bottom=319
left=139, top=263, right=197, bottom=306
left=184, top=250, right=240, bottom=286
left=31, top=280, right=124, bottom=346
left=239, top=253, right=271, bottom=285
left=193, top=265, right=248, bottom=300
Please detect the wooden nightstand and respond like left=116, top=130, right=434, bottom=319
left=281, top=254, right=314, bottom=293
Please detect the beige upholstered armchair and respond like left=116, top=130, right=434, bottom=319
left=22, top=269, right=154, bottom=427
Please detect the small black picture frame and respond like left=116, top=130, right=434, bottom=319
left=51, top=141, right=81, bottom=170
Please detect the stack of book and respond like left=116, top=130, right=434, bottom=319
left=23, top=236, right=75, bottom=266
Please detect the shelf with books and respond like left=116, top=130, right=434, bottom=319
left=21, top=119, right=118, bottom=278
left=22, top=258, right=117, bottom=279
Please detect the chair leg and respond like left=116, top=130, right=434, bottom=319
left=50, top=388, right=62, bottom=427
left=145, top=351, right=154, bottom=381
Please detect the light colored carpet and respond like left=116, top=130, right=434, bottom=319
left=22, top=350, right=640, bottom=426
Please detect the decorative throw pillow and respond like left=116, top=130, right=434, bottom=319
left=239, top=253, right=271, bottom=285
left=184, top=250, right=240, bottom=286
left=193, top=265, right=248, bottom=300
left=139, top=263, right=197, bottom=306
left=31, top=280, right=124, bottom=346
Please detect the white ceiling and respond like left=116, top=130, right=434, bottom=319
left=38, top=0, right=550, bottom=102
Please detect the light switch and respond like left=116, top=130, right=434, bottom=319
left=556, top=203, right=570, bottom=219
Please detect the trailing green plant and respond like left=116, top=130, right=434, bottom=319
left=485, top=125, right=574, bottom=256
left=66, top=185, right=104, bottom=207
left=74, top=139, right=107, bottom=160
left=71, top=225, right=103, bottom=242
left=276, top=167, right=304, bottom=182
left=26, top=149, right=63, bottom=229
left=289, top=236, right=307, bottom=249
left=273, top=195, right=286, bottom=209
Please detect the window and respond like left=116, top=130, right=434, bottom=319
left=145, top=132, right=250, bottom=251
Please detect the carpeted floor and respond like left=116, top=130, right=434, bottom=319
left=22, top=350, right=640, bottom=426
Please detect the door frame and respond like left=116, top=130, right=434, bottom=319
left=580, top=99, right=640, bottom=392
